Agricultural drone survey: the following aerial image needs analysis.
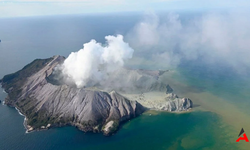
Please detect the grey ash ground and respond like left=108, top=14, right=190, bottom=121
left=0, top=55, right=192, bottom=136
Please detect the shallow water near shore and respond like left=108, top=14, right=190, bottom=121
left=1, top=15, right=250, bottom=150
left=0, top=80, right=246, bottom=150
left=0, top=97, right=237, bottom=150
left=166, top=67, right=250, bottom=150
left=1, top=52, right=249, bottom=150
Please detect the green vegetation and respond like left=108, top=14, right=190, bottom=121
left=26, top=107, right=54, bottom=128
left=109, top=120, right=119, bottom=133
left=102, top=120, right=119, bottom=135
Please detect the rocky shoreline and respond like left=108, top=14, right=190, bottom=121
left=0, top=55, right=192, bottom=136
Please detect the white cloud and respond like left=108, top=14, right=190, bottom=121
left=60, top=34, right=134, bottom=88
left=126, top=12, right=250, bottom=73
left=1, top=0, right=250, bottom=18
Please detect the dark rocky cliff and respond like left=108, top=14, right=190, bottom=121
left=0, top=56, right=145, bottom=135
left=1, top=55, right=192, bottom=135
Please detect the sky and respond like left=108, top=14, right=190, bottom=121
left=0, top=0, right=250, bottom=18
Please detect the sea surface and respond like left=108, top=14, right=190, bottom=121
left=0, top=14, right=250, bottom=150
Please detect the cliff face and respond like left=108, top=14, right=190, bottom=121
left=157, top=93, right=193, bottom=111
left=0, top=55, right=192, bottom=135
left=1, top=56, right=144, bottom=135
left=122, top=85, right=193, bottom=112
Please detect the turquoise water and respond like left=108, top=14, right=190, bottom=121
left=176, top=63, right=250, bottom=115
left=0, top=98, right=236, bottom=150
left=0, top=14, right=249, bottom=150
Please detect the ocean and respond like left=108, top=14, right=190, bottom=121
left=0, top=13, right=249, bottom=150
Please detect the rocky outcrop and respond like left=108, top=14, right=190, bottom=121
left=159, top=97, right=192, bottom=112
left=102, top=120, right=119, bottom=136
left=0, top=55, right=193, bottom=135
left=160, top=89, right=192, bottom=111
left=0, top=56, right=145, bottom=135
left=123, top=85, right=193, bottom=112
left=158, top=86, right=192, bottom=111
left=166, top=84, right=174, bottom=93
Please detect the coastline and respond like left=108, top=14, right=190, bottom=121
left=2, top=89, right=7, bottom=94
left=14, top=106, right=31, bottom=133
left=0, top=84, right=30, bottom=133
left=1, top=89, right=6, bottom=105
left=0, top=87, right=47, bottom=134
left=0, top=74, right=245, bottom=149
left=0, top=91, right=29, bottom=133
left=15, top=106, right=51, bottom=133
left=4, top=89, right=192, bottom=134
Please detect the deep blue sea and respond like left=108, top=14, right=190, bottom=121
left=0, top=13, right=249, bottom=150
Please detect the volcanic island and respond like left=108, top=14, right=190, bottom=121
left=0, top=55, right=192, bottom=136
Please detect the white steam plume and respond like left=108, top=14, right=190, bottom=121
left=61, top=34, right=134, bottom=88
left=126, top=12, right=250, bottom=73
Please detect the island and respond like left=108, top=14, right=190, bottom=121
left=0, top=55, right=192, bottom=136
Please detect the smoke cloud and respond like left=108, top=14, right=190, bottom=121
left=60, top=34, right=134, bottom=88
left=126, top=12, right=250, bottom=73
left=55, top=11, right=250, bottom=91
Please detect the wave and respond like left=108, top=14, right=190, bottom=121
left=2, top=89, right=7, bottom=94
